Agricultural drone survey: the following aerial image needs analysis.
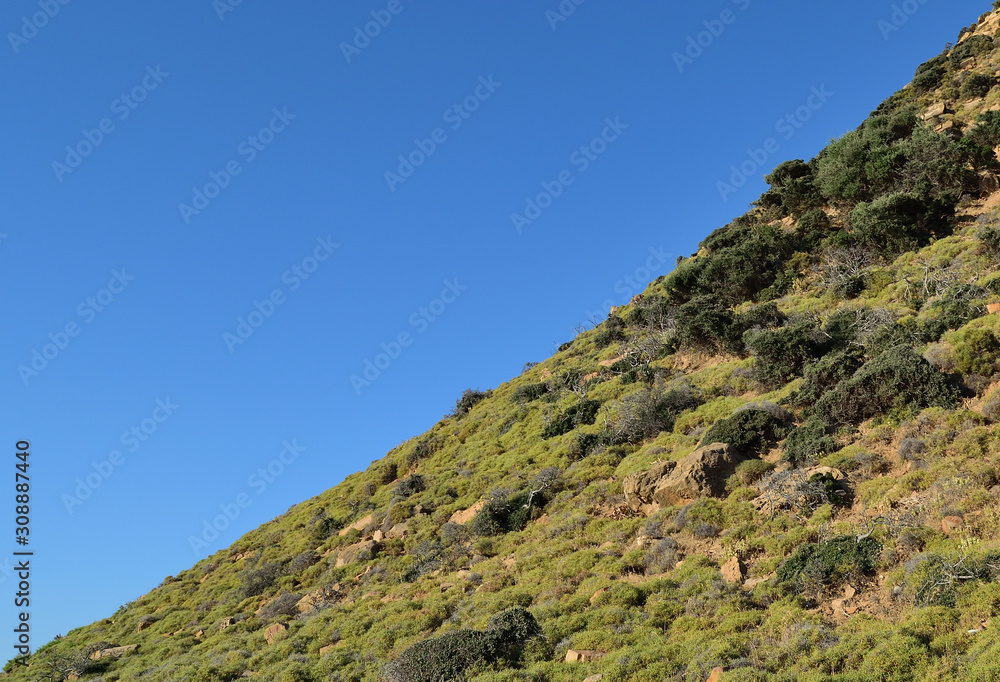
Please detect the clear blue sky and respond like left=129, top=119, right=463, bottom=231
left=0, top=0, right=990, bottom=653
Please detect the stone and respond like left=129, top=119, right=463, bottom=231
left=590, top=587, right=608, bottom=604
left=319, top=644, right=336, bottom=657
left=67, top=673, right=79, bottom=681
left=598, top=354, right=626, bottom=367
left=218, top=617, right=236, bottom=630
left=844, top=585, right=857, bottom=600
left=743, top=574, right=774, bottom=590
left=583, top=676, right=604, bottom=682
left=338, top=513, right=373, bottom=537
left=195, top=629, right=205, bottom=639
left=565, top=649, right=605, bottom=663
left=831, top=598, right=848, bottom=613
left=336, top=539, right=380, bottom=568
left=988, top=303, right=1000, bottom=315
left=942, top=516, right=965, bottom=534
left=372, top=530, right=385, bottom=543
left=137, top=620, right=152, bottom=632
left=263, top=622, right=287, bottom=644
left=720, top=557, right=745, bottom=585
left=651, top=443, right=745, bottom=507
left=623, top=461, right=676, bottom=513
left=449, top=501, right=486, bottom=525
left=386, top=522, right=408, bottom=539
left=980, top=172, right=1000, bottom=195
left=89, top=644, right=139, bottom=661
left=630, top=294, right=644, bottom=305
left=707, top=668, right=725, bottom=682
left=923, top=102, right=948, bottom=120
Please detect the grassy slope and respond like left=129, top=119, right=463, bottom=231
left=17, top=8, right=1000, bottom=682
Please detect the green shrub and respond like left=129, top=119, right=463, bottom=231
left=744, top=322, right=821, bottom=388
left=700, top=407, right=790, bottom=456
left=777, top=535, right=881, bottom=590
left=470, top=488, right=545, bottom=537
left=847, top=191, right=953, bottom=254
left=453, top=389, right=490, bottom=417
left=970, top=110, right=1000, bottom=148
left=511, top=383, right=548, bottom=403
left=594, top=315, right=626, bottom=348
left=756, top=159, right=823, bottom=217
left=381, top=608, right=540, bottom=682
left=542, top=399, right=601, bottom=439
left=729, top=459, right=775, bottom=488
left=913, top=54, right=947, bottom=93
left=783, top=418, right=837, bottom=466
left=954, top=327, right=1000, bottom=375
left=238, top=562, right=283, bottom=599
left=605, top=385, right=700, bottom=444
left=950, top=34, right=994, bottom=68
left=921, top=283, right=987, bottom=340
left=815, top=346, right=959, bottom=424
left=962, top=72, right=995, bottom=98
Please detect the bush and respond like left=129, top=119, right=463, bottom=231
left=257, top=591, right=302, bottom=623
left=970, top=110, right=1000, bottom=148
left=238, top=562, right=283, bottom=599
left=395, top=474, right=426, bottom=499
left=381, top=608, right=540, bottom=682
left=777, top=535, right=881, bottom=592
left=913, top=54, right=947, bottom=93
left=950, top=34, right=994, bottom=68
left=594, top=315, right=627, bottom=348
left=700, top=408, right=790, bottom=456
left=815, top=346, right=958, bottom=424
left=982, top=388, right=1000, bottom=420
left=470, top=488, right=544, bottom=537
left=511, top=383, right=548, bottom=403
left=847, top=191, right=953, bottom=254
left=954, top=328, right=1000, bottom=376
left=962, top=72, right=994, bottom=98
left=729, top=459, right=775, bottom=488
left=288, top=551, right=319, bottom=575
left=605, top=385, right=700, bottom=444
left=756, top=159, right=823, bottom=217
left=783, top=418, right=837, bottom=466
left=744, top=322, right=822, bottom=388
left=542, top=399, right=601, bottom=439
left=644, top=538, right=680, bottom=574
left=921, top=284, right=987, bottom=341
left=898, top=437, right=926, bottom=461
left=453, top=389, right=490, bottom=417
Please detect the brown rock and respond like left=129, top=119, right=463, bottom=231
left=372, top=530, right=385, bottom=543
left=338, top=513, right=373, bottom=537
left=565, top=649, right=605, bottom=663
left=335, top=539, right=380, bottom=568
left=67, top=673, right=79, bottom=681
left=89, top=644, right=139, bottom=661
left=988, top=303, right=1000, bottom=315
left=651, top=443, right=745, bottom=507
left=844, top=585, right=857, bottom=600
left=980, top=171, right=1000, bottom=195
left=263, top=622, right=287, bottom=645
left=449, top=501, right=486, bottom=525
left=922, top=102, right=948, bottom=120
left=195, top=629, right=205, bottom=639
left=218, top=617, right=236, bottom=630
left=942, top=516, right=965, bottom=534
left=630, top=294, right=644, bottom=305
left=707, top=667, right=725, bottom=682
left=623, top=461, right=676, bottom=514
left=589, top=587, right=608, bottom=604
left=720, top=557, right=745, bottom=585
left=743, top=574, right=774, bottom=590
left=583, top=675, right=604, bottom=682
left=598, top=354, right=625, bottom=367
left=831, top=598, right=847, bottom=613
left=386, top=522, right=408, bottom=539
left=319, top=644, right=336, bottom=657
left=137, top=620, right=152, bottom=632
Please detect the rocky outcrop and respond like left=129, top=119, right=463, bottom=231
left=263, top=622, right=287, bottom=644
left=335, top=540, right=379, bottom=568
left=565, top=649, right=605, bottom=663
left=624, top=444, right=745, bottom=514
left=89, top=644, right=138, bottom=661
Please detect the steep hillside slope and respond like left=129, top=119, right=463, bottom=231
left=18, top=7, right=1000, bottom=682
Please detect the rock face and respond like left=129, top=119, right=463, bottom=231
left=625, top=444, right=746, bottom=514
left=652, top=443, right=745, bottom=506
left=623, top=461, right=676, bottom=514
left=264, top=622, right=287, bottom=644
left=707, top=667, right=725, bottom=682
left=338, top=513, right=373, bottom=537
left=335, top=540, right=379, bottom=568
left=565, top=649, right=605, bottom=663
left=89, top=644, right=138, bottom=661
left=449, top=501, right=486, bottom=525
left=720, top=557, right=746, bottom=585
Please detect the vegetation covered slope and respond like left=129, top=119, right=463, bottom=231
left=19, top=6, right=1000, bottom=681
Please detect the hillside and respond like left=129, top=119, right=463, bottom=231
left=18, top=6, right=1000, bottom=682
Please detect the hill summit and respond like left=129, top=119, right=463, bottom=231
left=18, top=6, right=1000, bottom=681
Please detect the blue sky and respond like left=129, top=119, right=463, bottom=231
left=0, top=0, right=991, bottom=653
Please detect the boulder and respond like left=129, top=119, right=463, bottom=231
left=336, top=540, right=380, bottom=568
left=218, top=617, right=236, bottom=631
left=623, top=461, right=676, bottom=513
left=449, top=501, right=486, bottom=525
left=137, top=620, right=152, bottom=632
left=720, top=557, right=745, bottom=585
left=922, top=102, right=948, bottom=120
left=565, top=649, right=605, bottom=663
left=707, top=667, right=725, bottom=682
left=319, top=644, right=336, bottom=657
left=980, top=172, right=1000, bottom=194
left=372, top=530, right=385, bottom=543
left=89, top=644, right=138, bottom=661
left=651, top=443, right=745, bottom=507
left=338, top=513, right=373, bottom=537
left=263, top=622, right=287, bottom=644
left=583, top=676, right=604, bottom=682
left=987, top=303, right=1000, bottom=315
left=942, top=516, right=965, bottom=534
left=385, top=522, right=408, bottom=539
